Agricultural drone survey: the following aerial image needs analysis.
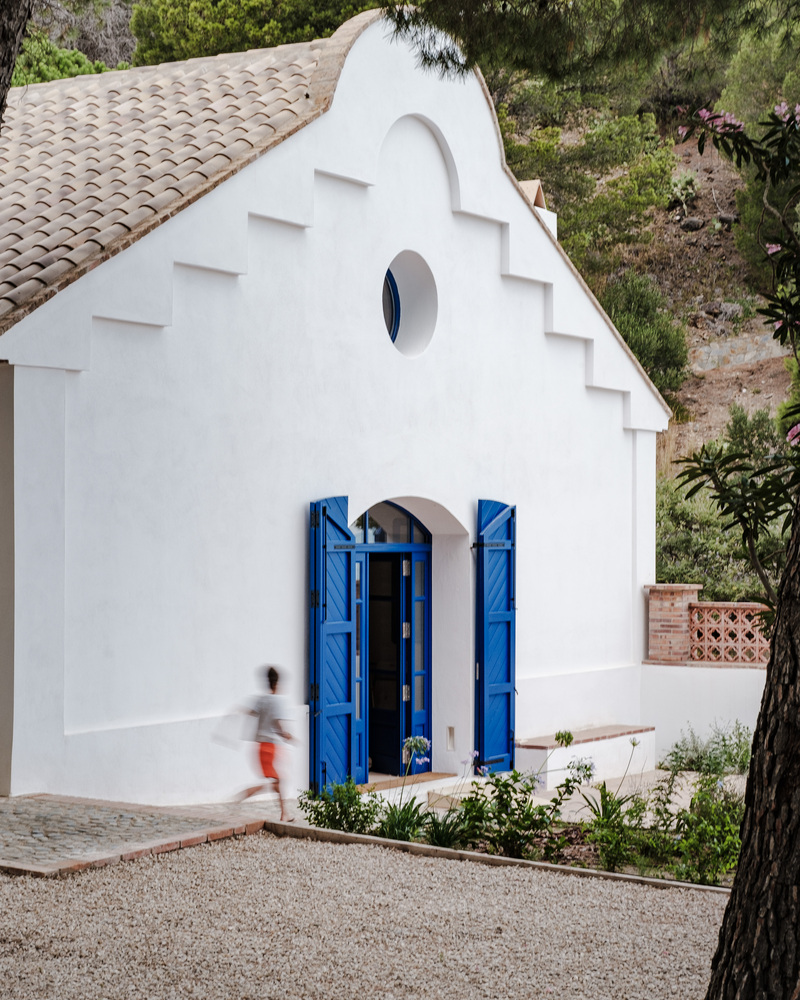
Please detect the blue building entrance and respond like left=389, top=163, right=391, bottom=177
left=309, top=496, right=516, bottom=793
left=309, top=499, right=431, bottom=791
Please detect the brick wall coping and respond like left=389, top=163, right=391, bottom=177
left=643, top=583, right=703, bottom=592
left=689, top=601, right=767, bottom=609
left=516, top=723, right=655, bottom=750
left=643, top=659, right=766, bottom=670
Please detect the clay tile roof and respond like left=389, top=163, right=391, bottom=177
left=0, top=9, right=382, bottom=336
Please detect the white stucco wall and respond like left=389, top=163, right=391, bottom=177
left=0, top=364, right=12, bottom=794
left=642, top=664, right=766, bottom=761
left=1, top=19, right=669, bottom=803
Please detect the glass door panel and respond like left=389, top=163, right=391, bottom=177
left=368, top=553, right=403, bottom=774
left=408, top=550, right=431, bottom=773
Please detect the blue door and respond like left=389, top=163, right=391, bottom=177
left=475, top=500, right=516, bottom=773
left=311, top=500, right=431, bottom=785
left=407, top=550, right=431, bottom=774
left=309, top=497, right=360, bottom=792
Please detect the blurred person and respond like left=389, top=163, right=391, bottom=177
left=236, top=665, right=295, bottom=820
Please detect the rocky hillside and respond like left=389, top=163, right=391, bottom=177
left=621, top=138, right=793, bottom=471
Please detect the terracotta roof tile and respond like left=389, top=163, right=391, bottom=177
left=3, top=276, right=47, bottom=305
left=0, top=10, right=384, bottom=334
left=5, top=261, right=44, bottom=288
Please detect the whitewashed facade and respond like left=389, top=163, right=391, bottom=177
left=0, top=13, right=670, bottom=804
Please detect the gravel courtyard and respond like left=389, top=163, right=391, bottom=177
left=0, top=832, right=726, bottom=1000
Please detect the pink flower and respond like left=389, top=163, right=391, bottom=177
left=695, top=107, right=744, bottom=134
left=787, top=424, right=800, bottom=446
left=776, top=101, right=791, bottom=121
left=775, top=321, right=783, bottom=331
left=677, top=125, right=688, bottom=139
left=721, top=111, right=744, bottom=132
left=766, top=243, right=782, bottom=255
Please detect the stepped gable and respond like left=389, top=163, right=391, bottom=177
left=0, top=10, right=382, bottom=336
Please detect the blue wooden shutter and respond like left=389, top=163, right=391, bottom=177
left=475, top=500, right=516, bottom=773
left=309, top=497, right=357, bottom=793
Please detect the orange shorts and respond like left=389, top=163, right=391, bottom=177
left=258, top=742, right=280, bottom=779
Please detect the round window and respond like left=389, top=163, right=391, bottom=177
left=383, top=269, right=401, bottom=342
left=381, top=251, right=437, bottom=357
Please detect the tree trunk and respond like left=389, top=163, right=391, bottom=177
left=705, top=501, right=800, bottom=999
left=0, top=0, right=35, bottom=131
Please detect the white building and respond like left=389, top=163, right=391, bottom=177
left=0, top=12, right=670, bottom=805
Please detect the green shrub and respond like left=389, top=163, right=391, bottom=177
left=12, top=29, right=113, bottom=86
left=669, top=170, right=700, bottom=213
left=423, top=806, right=468, bottom=849
left=601, top=273, right=688, bottom=396
left=377, top=798, right=427, bottom=842
left=656, top=476, right=783, bottom=601
left=661, top=721, right=753, bottom=775
left=460, top=743, right=592, bottom=861
left=460, top=769, right=549, bottom=859
left=498, top=104, right=674, bottom=282
left=131, top=0, right=377, bottom=65
left=298, top=777, right=383, bottom=834
left=725, top=402, right=786, bottom=461
left=673, top=775, right=744, bottom=885
left=582, top=781, right=639, bottom=872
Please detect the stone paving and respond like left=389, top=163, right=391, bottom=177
left=0, top=794, right=293, bottom=877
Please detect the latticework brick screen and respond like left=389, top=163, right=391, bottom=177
left=689, top=603, right=769, bottom=665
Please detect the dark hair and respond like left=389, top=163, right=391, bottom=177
left=266, top=666, right=279, bottom=691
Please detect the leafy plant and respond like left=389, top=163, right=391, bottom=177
left=656, top=476, right=784, bottom=602
left=423, top=806, right=468, bottom=848
left=298, top=777, right=383, bottom=834
left=460, top=733, right=593, bottom=861
left=498, top=105, right=674, bottom=282
left=669, top=169, right=700, bottom=213
left=673, top=775, right=744, bottom=885
left=582, top=781, right=637, bottom=871
left=460, top=768, right=549, bottom=859
left=725, top=403, right=786, bottom=462
left=633, top=770, right=682, bottom=870
left=378, top=797, right=427, bottom=842
left=374, top=734, right=432, bottom=842
left=661, top=720, right=753, bottom=775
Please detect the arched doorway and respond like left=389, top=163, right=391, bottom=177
left=308, top=497, right=431, bottom=791
left=351, top=502, right=432, bottom=778
left=308, top=495, right=515, bottom=794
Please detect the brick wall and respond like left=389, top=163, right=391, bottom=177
left=643, top=583, right=702, bottom=664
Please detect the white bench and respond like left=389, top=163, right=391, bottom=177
left=515, top=724, right=656, bottom=790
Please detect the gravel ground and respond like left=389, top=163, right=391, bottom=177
left=0, top=832, right=726, bottom=1000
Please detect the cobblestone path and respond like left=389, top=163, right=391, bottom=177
left=0, top=794, right=289, bottom=876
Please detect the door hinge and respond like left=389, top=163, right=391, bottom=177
left=402, top=684, right=411, bottom=702
left=402, top=559, right=411, bottom=577
left=310, top=683, right=319, bottom=702
left=402, top=622, right=411, bottom=639
left=476, top=661, right=480, bottom=680
left=310, top=511, right=320, bottom=528
left=310, top=590, right=319, bottom=608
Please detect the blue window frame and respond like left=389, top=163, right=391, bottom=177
left=382, top=269, right=401, bottom=343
